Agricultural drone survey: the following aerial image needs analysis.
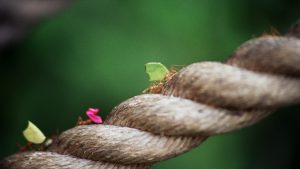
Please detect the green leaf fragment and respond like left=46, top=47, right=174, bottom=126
left=23, top=121, right=46, bottom=144
left=145, top=62, right=169, bottom=82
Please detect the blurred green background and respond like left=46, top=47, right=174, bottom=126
left=1, top=0, right=300, bottom=168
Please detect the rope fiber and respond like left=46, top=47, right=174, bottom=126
left=1, top=20, right=300, bottom=169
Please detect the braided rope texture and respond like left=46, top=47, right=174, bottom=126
left=1, top=20, right=300, bottom=169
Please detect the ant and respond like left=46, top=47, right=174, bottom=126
left=17, top=142, right=33, bottom=152
left=261, top=26, right=280, bottom=37
left=144, top=65, right=184, bottom=94
left=143, top=82, right=164, bottom=94
left=77, top=116, right=92, bottom=125
left=17, top=138, right=54, bottom=152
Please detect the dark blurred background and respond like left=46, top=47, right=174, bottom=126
left=0, top=0, right=299, bottom=168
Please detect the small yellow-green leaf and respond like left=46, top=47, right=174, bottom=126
left=145, top=62, right=169, bottom=82
left=23, top=121, right=46, bottom=144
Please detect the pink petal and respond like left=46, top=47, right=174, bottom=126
left=86, top=108, right=102, bottom=124
left=87, top=113, right=103, bottom=124
left=87, top=108, right=99, bottom=115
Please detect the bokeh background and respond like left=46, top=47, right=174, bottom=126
left=1, top=0, right=300, bottom=168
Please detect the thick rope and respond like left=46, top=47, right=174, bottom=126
left=1, top=20, right=300, bottom=169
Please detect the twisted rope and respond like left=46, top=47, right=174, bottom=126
left=1, top=20, right=300, bottom=169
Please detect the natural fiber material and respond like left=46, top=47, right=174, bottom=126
left=2, top=20, right=300, bottom=169
left=0, top=152, right=150, bottom=169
